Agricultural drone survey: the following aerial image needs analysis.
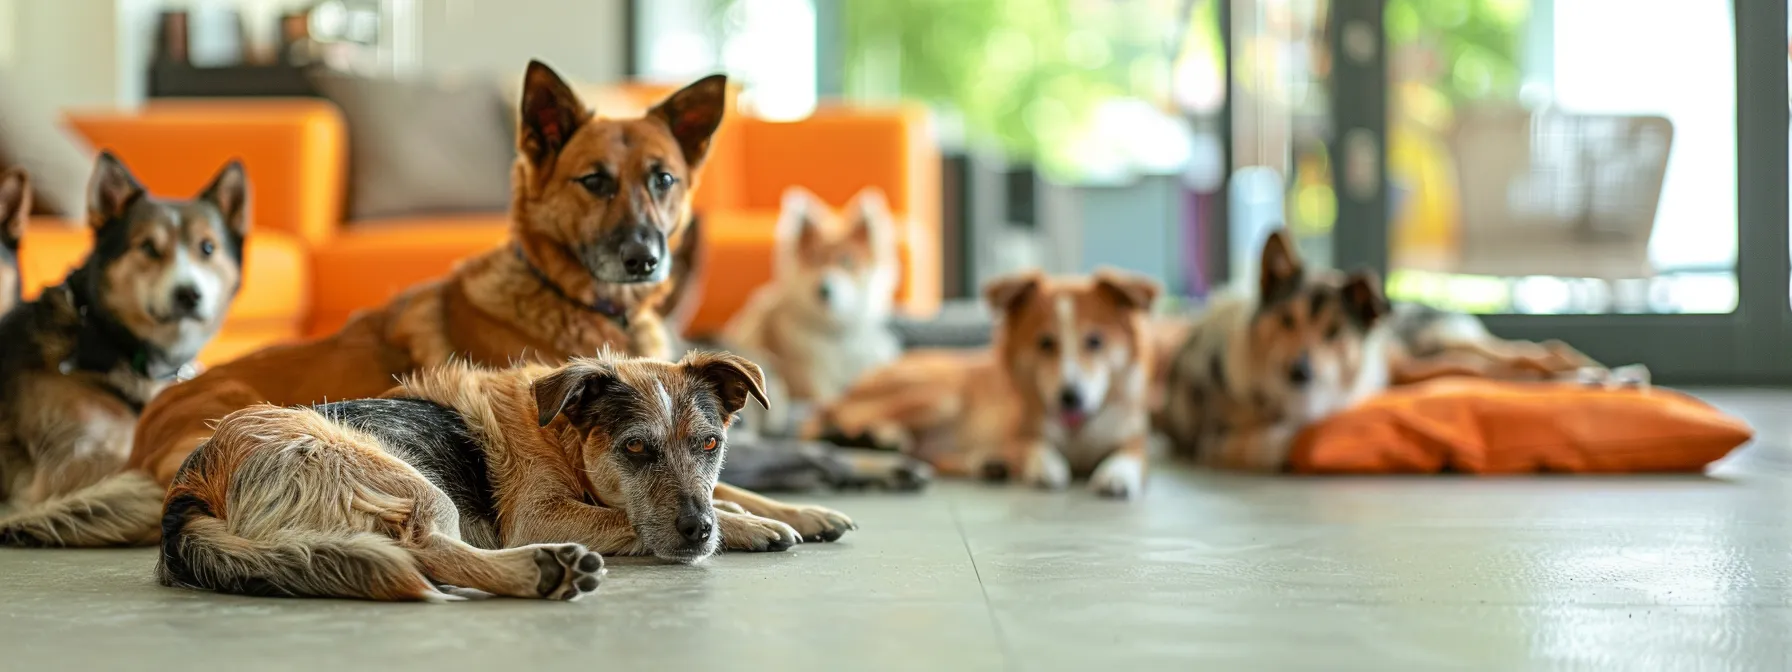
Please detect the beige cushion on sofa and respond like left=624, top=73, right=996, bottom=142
left=0, top=69, right=95, bottom=217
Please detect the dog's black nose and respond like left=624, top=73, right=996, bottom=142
left=172, top=285, right=202, bottom=314
left=622, top=246, right=659, bottom=276
left=1288, top=354, right=1312, bottom=385
left=676, top=514, right=713, bottom=544
left=1058, top=387, right=1083, bottom=412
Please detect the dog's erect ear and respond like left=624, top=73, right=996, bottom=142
left=776, top=186, right=824, bottom=256
left=532, top=362, right=614, bottom=428
left=198, top=159, right=249, bottom=238
left=0, top=168, right=30, bottom=251
left=1093, top=267, right=1161, bottom=313
left=684, top=351, right=769, bottom=418
left=87, top=151, right=145, bottom=230
left=847, top=187, right=895, bottom=252
left=518, top=59, right=592, bottom=168
left=651, top=74, right=728, bottom=169
left=983, top=270, right=1046, bottom=317
left=1258, top=228, right=1304, bottom=304
left=1341, top=270, right=1390, bottom=327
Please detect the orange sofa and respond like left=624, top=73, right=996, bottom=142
left=19, top=95, right=940, bottom=365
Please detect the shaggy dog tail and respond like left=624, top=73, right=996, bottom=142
left=0, top=470, right=166, bottom=547
left=155, top=491, right=441, bottom=602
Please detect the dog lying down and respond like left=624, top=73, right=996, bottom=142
left=157, top=352, right=856, bottom=602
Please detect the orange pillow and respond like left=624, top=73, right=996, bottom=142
left=1289, top=379, right=1753, bottom=474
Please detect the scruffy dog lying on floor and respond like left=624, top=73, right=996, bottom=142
left=157, top=352, right=853, bottom=602
left=1155, top=229, right=1601, bottom=471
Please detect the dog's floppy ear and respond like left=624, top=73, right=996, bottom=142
left=0, top=168, right=30, bottom=251
left=983, top=270, right=1046, bottom=317
left=518, top=59, right=592, bottom=169
left=1341, top=269, right=1390, bottom=327
left=683, top=351, right=769, bottom=418
left=1093, top=267, right=1161, bottom=313
left=1258, top=228, right=1304, bottom=304
left=87, top=151, right=145, bottom=230
left=198, top=159, right=249, bottom=238
left=651, top=74, right=728, bottom=169
left=532, top=361, right=614, bottom=428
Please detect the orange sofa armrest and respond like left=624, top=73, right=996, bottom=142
left=736, top=104, right=942, bottom=315
left=65, top=99, right=346, bottom=245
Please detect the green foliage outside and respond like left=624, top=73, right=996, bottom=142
left=835, top=0, right=1183, bottom=180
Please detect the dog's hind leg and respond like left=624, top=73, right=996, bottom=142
left=405, top=533, right=604, bottom=601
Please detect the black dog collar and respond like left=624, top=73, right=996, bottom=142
left=510, top=244, right=630, bottom=328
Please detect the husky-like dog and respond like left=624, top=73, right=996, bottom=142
left=0, top=153, right=247, bottom=537
left=1156, top=229, right=1598, bottom=471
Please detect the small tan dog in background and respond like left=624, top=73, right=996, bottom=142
left=723, top=186, right=902, bottom=407
left=810, top=268, right=1161, bottom=498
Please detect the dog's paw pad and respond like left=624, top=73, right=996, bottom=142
left=533, top=543, right=603, bottom=600
left=979, top=461, right=1011, bottom=483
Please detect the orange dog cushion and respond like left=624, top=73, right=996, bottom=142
left=1289, top=379, right=1753, bottom=474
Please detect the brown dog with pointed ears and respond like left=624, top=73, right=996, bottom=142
left=811, top=269, right=1162, bottom=498
left=0, top=60, right=853, bottom=549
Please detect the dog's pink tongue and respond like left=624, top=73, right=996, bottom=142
left=1063, top=410, right=1089, bottom=431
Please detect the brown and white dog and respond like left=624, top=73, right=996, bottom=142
left=810, top=269, right=1161, bottom=498
left=723, top=186, right=902, bottom=406
left=0, top=154, right=247, bottom=527
left=1155, top=229, right=1597, bottom=471
left=0, top=60, right=852, bottom=549
left=0, top=168, right=27, bottom=317
left=157, top=352, right=848, bottom=602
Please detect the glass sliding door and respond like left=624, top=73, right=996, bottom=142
left=1324, top=0, right=1788, bottom=383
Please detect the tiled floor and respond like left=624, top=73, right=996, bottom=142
left=2, top=390, right=1791, bottom=671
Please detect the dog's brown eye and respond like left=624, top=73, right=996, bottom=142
left=651, top=170, right=677, bottom=192
left=1280, top=312, right=1296, bottom=330
left=701, top=436, right=719, bottom=451
left=138, top=240, right=160, bottom=259
left=1037, top=334, right=1057, bottom=353
left=576, top=171, right=619, bottom=199
left=1084, top=333, right=1103, bottom=351
left=625, top=439, right=645, bottom=453
left=199, top=240, right=215, bottom=257
left=1323, top=322, right=1342, bottom=341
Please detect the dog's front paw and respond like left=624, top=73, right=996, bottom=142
left=1089, top=452, right=1145, bottom=499
left=1021, top=445, right=1071, bottom=490
left=771, top=504, right=857, bottom=543
left=719, top=511, right=801, bottom=552
left=531, top=543, right=604, bottom=601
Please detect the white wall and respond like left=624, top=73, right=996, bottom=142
left=413, top=0, right=625, bottom=83
left=2, top=0, right=136, bottom=108
left=0, top=0, right=627, bottom=112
